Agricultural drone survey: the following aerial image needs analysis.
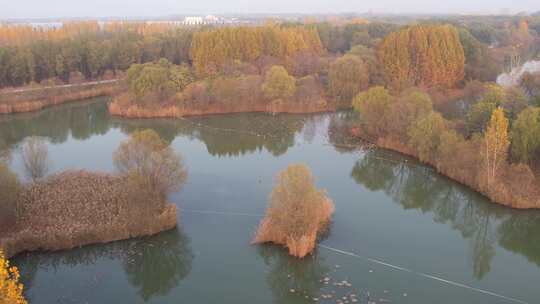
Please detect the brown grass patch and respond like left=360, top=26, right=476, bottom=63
left=0, top=170, right=177, bottom=258
left=0, top=82, right=120, bottom=114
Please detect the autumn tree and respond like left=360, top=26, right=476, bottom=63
left=113, top=129, right=187, bottom=207
left=482, top=108, right=510, bottom=188
left=347, top=45, right=385, bottom=86
left=125, top=59, right=194, bottom=103
left=408, top=112, right=447, bottom=162
left=328, top=55, right=369, bottom=103
left=127, top=60, right=170, bottom=98
left=378, top=24, right=465, bottom=90
left=510, top=107, right=540, bottom=164
left=253, top=164, right=334, bottom=258
left=262, top=66, right=296, bottom=101
left=190, top=25, right=323, bottom=76
left=168, top=64, right=195, bottom=93
left=0, top=23, right=195, bottom=88
left=467, top=84, right=506, bottom=134
left=0, top=250, right=27, bottom=304
left=352, top=86, right=393, bottom=138
left=386, top=88, right=433, bottom=141
left=436, top=129, right=465, bottom=171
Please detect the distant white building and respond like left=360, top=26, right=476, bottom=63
left=182, top=15, right=224, bottom=25
left=183, top=17, right=204, bottom=25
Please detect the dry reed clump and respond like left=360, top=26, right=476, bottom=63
left=0, top=83, right=119, bottom=114
left=0, top=170, right=177, bottom=258
left=253, top=164, right=335, bottom=258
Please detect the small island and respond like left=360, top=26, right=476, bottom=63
left=253, top=164, right=335, bottom=258
left=0, top=130, right=187, bottom=258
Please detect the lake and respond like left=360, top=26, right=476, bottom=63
left=1, top=97, right=540, bottom=304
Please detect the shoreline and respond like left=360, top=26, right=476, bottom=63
left=0, top=80, right=121, bottom=115
left=1, top=207, right=177, bottom=259
left=108, top=99, right=336, bottom=119
left=352, top=130, right=540, bottom=210
left=2, top=89, right=538, bottom=212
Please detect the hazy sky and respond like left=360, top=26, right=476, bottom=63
left=2, top=0, right=540, bottom=19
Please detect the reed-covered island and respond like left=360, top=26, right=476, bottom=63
left=0, top=130, right=186, bottom=259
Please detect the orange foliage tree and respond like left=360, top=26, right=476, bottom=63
left=378, top=24, right=465, bottom=90
left=0, top=250, right=27, bottom=304
left=190, top=25, right=323, bottom=76
left=253, top=164, right=334, bottom=258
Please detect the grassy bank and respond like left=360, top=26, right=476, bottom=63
left=0, top=80, right=121, bottom=114
left=0, top=170, right=177, bottom=259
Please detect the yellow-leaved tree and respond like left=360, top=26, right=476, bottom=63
left=378, top=24, right=465, bottom=90
left=482, top=107, right=509, bottom=189
left=0, top=250, right=27, bottom=304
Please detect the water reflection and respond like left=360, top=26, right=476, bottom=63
left=15, top=228, right=193, bottom=303
left=115, top=113, right=306, bottom=157
left=0, top=97, right=112, bottom=151
left=498, top=213, right=540, bottom=267
left=0, top=98, right=309, bottom=157
left=350, top=149, right=540, bottom=279
left=258, top=245, right=329, bottom=303
left=122, top=229, right=193, bottom=301
left=327, top=111, right=362, bottom=154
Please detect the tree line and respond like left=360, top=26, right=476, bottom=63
left=0, top=22, right=194, bottom=87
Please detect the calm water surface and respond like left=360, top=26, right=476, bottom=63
left=1, top=97, right=540, bottom=304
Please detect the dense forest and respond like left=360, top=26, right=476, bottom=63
left=0, top=22, right=194, bottom=87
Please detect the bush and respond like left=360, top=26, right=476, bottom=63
left=113, top=129, right=187, bottom=207
left=253, top=164, right=334, bottom=258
